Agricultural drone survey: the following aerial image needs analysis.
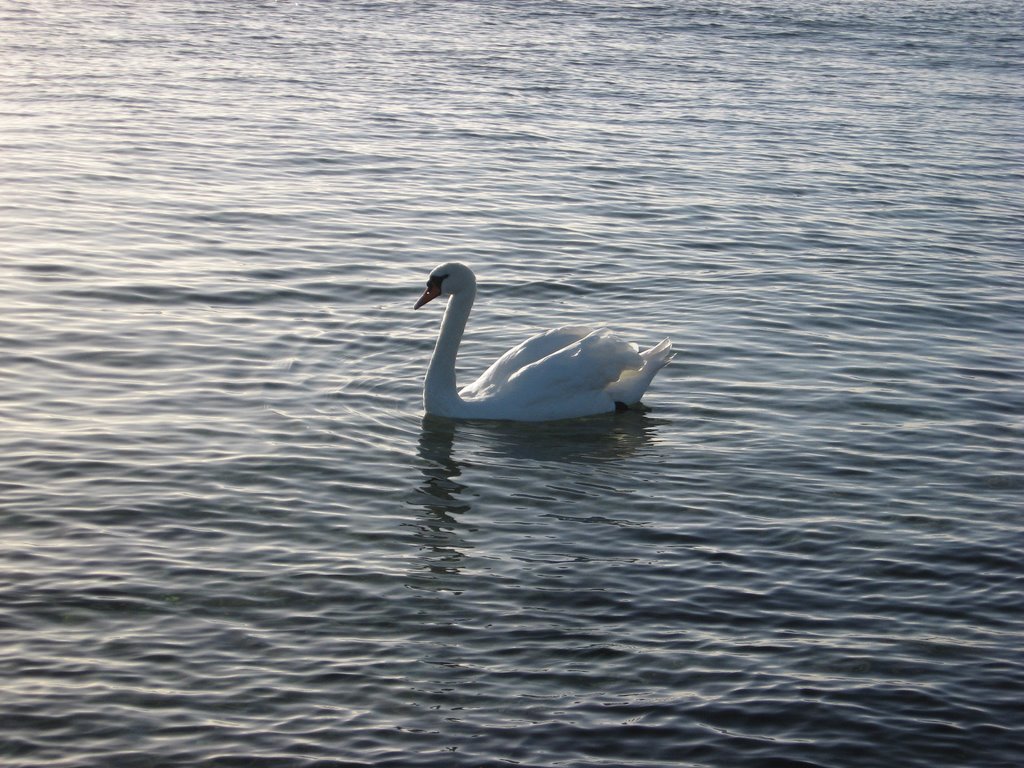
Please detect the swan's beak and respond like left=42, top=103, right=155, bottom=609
left=414, top=283, right=441, bottom=309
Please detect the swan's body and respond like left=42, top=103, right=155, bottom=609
left=415, top=263, right=673, bottom=421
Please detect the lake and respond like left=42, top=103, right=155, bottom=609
left=1, top=1, right=1022, bottom=766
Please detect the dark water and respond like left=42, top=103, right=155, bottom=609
left=2, top=1, right=1022, bottom=766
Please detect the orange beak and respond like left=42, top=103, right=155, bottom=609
left=414, top=282, right=441, bottom=309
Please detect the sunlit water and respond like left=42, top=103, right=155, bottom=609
left=2, top=1, right=1022, bottom=766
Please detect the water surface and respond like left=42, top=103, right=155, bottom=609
left=1, top=1, right=1022, bottom=766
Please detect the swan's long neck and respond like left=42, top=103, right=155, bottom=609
left=424, top=286, right=475, bottom=416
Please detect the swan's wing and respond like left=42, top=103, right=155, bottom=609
left=501, top=329, right=644, bottom=407
left=460, top=325, right=594, bottom=399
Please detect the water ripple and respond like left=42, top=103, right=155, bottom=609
left=2, top=1, right=1023, bottom=767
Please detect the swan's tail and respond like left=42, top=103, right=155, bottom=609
left=606, top=338, right=674, bottom=405
left=641, top=338, right=674, bottom=368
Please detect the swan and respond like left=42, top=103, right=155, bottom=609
left=414, top=262, right=673, bottom=421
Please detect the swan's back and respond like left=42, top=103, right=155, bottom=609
left=459, top=328, right=672, bottom=421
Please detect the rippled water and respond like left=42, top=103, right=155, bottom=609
left=2, top=1, right=1022, bottom=766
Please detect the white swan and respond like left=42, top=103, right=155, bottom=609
left=414, top=262, right=673, bottom=421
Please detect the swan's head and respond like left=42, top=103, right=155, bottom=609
left=414, top=262, right=476, bottom=309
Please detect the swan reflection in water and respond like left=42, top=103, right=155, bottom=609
left=401, top=417, right=471, bottom=592
left=417, top=408, right=664, bottom=471
left=403, top=415, right=659, bottom=589
left=405, top=411, right=665, bottom=590
left=410, top=410, right=665, bottom=513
